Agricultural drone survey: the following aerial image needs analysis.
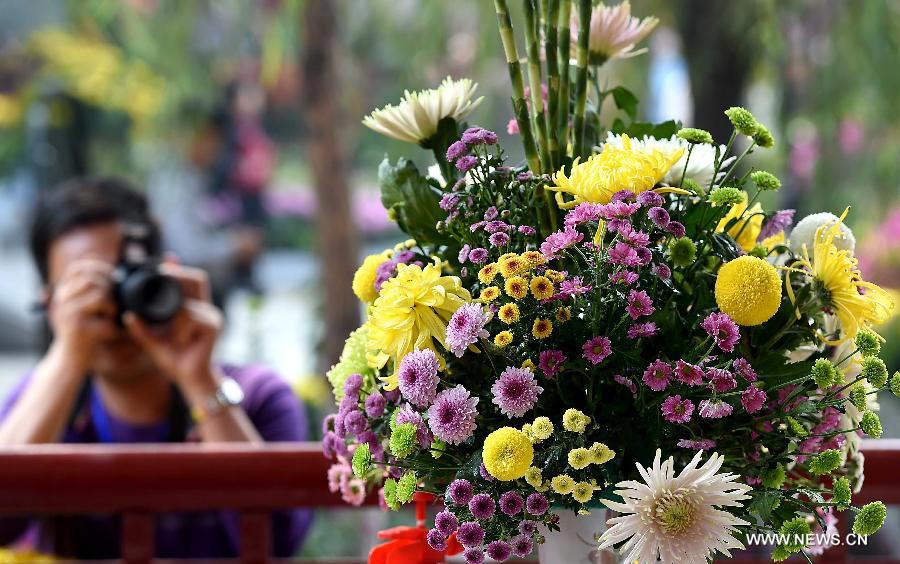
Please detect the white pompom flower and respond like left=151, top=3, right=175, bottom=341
left=789, top=212, right=856, bottom=258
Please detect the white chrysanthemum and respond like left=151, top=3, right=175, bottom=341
left=577, top=1, right=659, bottom=63
left=789, top=212, right=856, bottom=258
left=362, top=77, right=483, bottom=144
left=604, top=132, right=734, bottom=188
left=599, top=449, right=752, bottom=564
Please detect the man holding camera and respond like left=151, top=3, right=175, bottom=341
left=0, top=177, right=311, bottom=559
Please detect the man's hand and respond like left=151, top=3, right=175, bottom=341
left=123, top=262, right=224, bottom=402
left=47, top=258, right=118, bottom=370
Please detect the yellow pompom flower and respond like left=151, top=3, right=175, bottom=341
left=482, top=427, right=534, bottom=481
left=352, top=251, right=391, bottom=303
left=715, top=256, right=782, bottom=326
left=551, top=474, right=576, bottom=494
left=499, top=303, right=521, bottom=324
left=568, top=448, right=592, bottom=470
left=546, top=135, right=683, bottom=209
left=367, top=261, right=471, bottom=389
left=479, top=286, right=500, bottom=303
left=524, top=466, right=543, bottom=488
left=478, top=264, right=499, bottom=284
left=589, top=442, right=616, bottom=465
left=494, top=331, right=513, bottom=348
left=522, top=250, right=547, bottom=266
left=572, top=481, right=595, bottom=504
left=555, top=306, right=572, bottom=323
left=499, top=254, right=528, bottom=278
left=563, top=408, right=591, bottom=433
left=545, top=269, right=565, bottom=283
left=715, top=192, right=764, bottom=252
left=532, top=416, right=554, bottom=440
left=530, top=276, right=555, bottom=299
left=532, top=318, right=553, bottom=339
left=505, top=276, right=529, bottom=299
left=790, top=209, right=894, bottom=343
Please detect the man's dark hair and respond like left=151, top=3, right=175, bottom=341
left=29, top=177, right=161, bottom=282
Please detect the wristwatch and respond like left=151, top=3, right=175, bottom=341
left=191, top=377, right=244, bottom=422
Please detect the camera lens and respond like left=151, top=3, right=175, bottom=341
left=119, top=269, right=183, bottom=323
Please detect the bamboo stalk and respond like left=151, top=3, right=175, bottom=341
left=572, top=0, right=591, bottom=158
left=557, top=0, right=572, bottom=158
left=522, top=0, right=550, bottom=172
left=543, top=0, right=560, bottom=170
left=494, top=0, right=542, bottom=175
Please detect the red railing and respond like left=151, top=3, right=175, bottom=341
left=0, top=440, right=897, bottom=563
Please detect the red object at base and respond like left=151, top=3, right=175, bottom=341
left=368, top=493, right=462, bottom=564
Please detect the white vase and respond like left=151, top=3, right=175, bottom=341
left=537, top=509, right=621, bottom=564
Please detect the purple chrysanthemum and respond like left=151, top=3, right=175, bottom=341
left=434, top=509, right=459, bottom=536
left=486, top=541, right=513, bottom=562
left=468, top=247, right=488, bottom=264
left=637, top=191, right=663, bottom=207
left=489, top=232, right=510, bottom=247
left=608, top=242, right=641, bottom=267
left=499, top=491, right=525, bottom=516
left=626, top=289, right=655, bottom=320
left=674, top=360, right=704, bottom=386
left=427, top=528, right=447, bottom=551
left=652, top=263, right=672, bottom=279
left=518, top=520, right=537, bottom=535
left=491, top=367, right=543, bottom=418
left=343, top=373, right=363, bottom=398
left=661, top=395, right=694, bottom=424
left=677, top=438, right=717, bottom=451
left=485, top=220, right=510, bottom=234
left=582, top=336, right=612, bottom=364
left=456, top=155, right=478, bottom=172
left=742, top=386, right=767, bottom=414
left=612, top=189, right=635, bottom=202
left=439, top=193, right=460, bottom=212
left=538, top=349, right=566, bottom=377
left=667, top=221, right=686, bottom=238
left=512, top=534, right=534, bottom=557
left=397, top=349, right=440, bottom=407
left=648, top=206, right=671, bottom=228
left=458, top=244, right=471, bottom=264
left=564, top=203, right=605, bottom=227
left=446, top=140, right=468, bottom=162
left=364, top=393, right=386, bottom=417
left=758, top=209, right=795, bottom=241
left=526, top=493, right=549, bottom=515
left=642, top=360, right=672, bottom=391
left=464, top=548, right=485, bottom=564
left=343, top=409, right=368, bottom=436
left=628, top=321, right=658, bottom=339
left=707, top=367, right=737, bottom=392
left=446, top=303, right=491, bottom=358
left=609, top=270, right=639, bottom=286
left=469, top=493, right=495, bottom=519
left=701, top=312, right=741, bottom=353
left=457, top=521, right=485, bottom=548
left=698, top=399, right=733, bottom=419
left=518, top=225, right=536, bottom=236
left=427, top=385, right=478, bottom=445
left=484, top=206, right=499, bottom=220
left=734, top=358, right=758, bottom=382
left=447, top=479, right=474, bottom=505
left=394, top=403, right=433, bottom=447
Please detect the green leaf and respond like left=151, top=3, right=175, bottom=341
left=378, top=157, right=444, bottom=246
left=748, top=490, right=782, bottom=521
left=610, top=119, right=681, bottom=139
left=610, top=86, right=638, bottom=120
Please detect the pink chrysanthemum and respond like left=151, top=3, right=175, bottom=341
left=626, top=289, right=655, bottom=319
left=600, top=200, right=640, bottom=219
left=540, top=226, right=584, bottom=258
left=677, top=438, right=717, bottom=451
left=608, top=242, right=642, bottom=267
left=661, top=395, right=694, bottom=424
left=733, top=358, right=758, bottom=382
left=642, top=360, right=672, bottom=391
left=707, top=367, right=737, bottom=393
left=491, top=367, right=544, bottom=418
left=698, top=399, right=733, bottom=419
left=538, top=349, right=566, bottom=377
left=397, top=349, right=440, bottom=407
left=427, top=385, right=479, bottom=445
left=564, top=203, right=605, bottom=227
left=615, top=374, right=638, bottom=395
left=609, top=270, right=639, bottom=286
left=446, top=303, right=491, bottom=358
left=741, top=386, right=767, bottom=414
left=628, top=321, right=657, bottom=339
left=701, top=312, right=741, bottom=353
left=557, top=276, right=592, bottom=298
left=619, top=223, right=650, bottom=247
left=674, top=360, right=704, bottom=386
left=582, top=336, right=612, bottom=364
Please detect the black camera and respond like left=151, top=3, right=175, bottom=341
left=112, top=224, right=183, bottom=324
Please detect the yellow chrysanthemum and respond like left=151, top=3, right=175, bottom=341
left=530, top=276, right=555, bottom=299
left=478, top=264, right=499, bottom=284
left=524, top=466, right=544, bottom=488
left=522, top=250, right=547, bottom=266
left=791, top=209, right=894, bottom=343
left=505, top=276, right=529, bottom=299
left=482, top=427, right=534, bottom=481
left=499, top=254, right=528, bottom=277
left=479, top=286, right=500, bottom=303
left=568, top=448, right=592, bottom=470
left=532, top=318, right=553, bottom=339
left=494, top=331, right=513, bottom=348
left=760, top=231, right=786, bottom=251
left=572, top=481, right=595, bottom=504
left=532, top=416, right=554, bottom=440
left=715, top=192, right=764, bottom=252
left=563, top=408, right=591, bottom=433
left=367, top=261, right=471, bottom=389
left=555, top=306, right=572, bottom=323
left=551, top=474, right=576, bottom=494
left=589, top=442, right=616, bottom=465
left=546, top=134, right=683, bottom=209
left=715, top=256, right=782, bottom=326
left=352, top=251, right=391, bottom=303
left=499, top=303, right=521, bottom=324
left=545, top=269, right=565, bottom=283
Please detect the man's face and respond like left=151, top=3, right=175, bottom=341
left=46, top=222, right=155, bottom=380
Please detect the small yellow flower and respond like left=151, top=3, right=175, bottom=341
left=563, top=409, right=591, bottom=433
left=555, top=307, right=572, bottom=323
left=522, top=250, right=546, bottom=266
left=479, top=286, right=500, bottom=303
left=505, top=276, right=529, bottom=299
left=532, top=416, right=554, bottom=440
left=499, top=255, right=528, bottom=277
left=532, top=318, right=553, bottom=339
left=589, top=442, right=616, bottom=465
left=715, top=192, right=764, bottom=252
left=499, top=303, right=521, bottom=324
left=494, top=331, right=513, bottom=348
left=352, top=251, right=391, bottom=303
left=524, top=466, right=543, bottom=488
left=482, top=427, right=534, bottom=481
left=499, top=252, right=518, bottom=262
left=572, top=481, right=594, bottom=504
left=715, top=255, right=782, bottom=326
left=545, top=269, right=565, bottom=283
left=521, top=423, right=536, bottom=442
left=551, top=474, right=575, bottom=495
left=530, top=276, right=555, bottom=299
left=568, top=448, right=592, bottom=470
left=478, top=264, right=499, bottom=284
left=522, top=359, right=536, bottom=370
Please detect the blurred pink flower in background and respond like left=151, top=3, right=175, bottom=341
left=789, top=129, right=820, bottom=181
left=858, top=207, right=900, bottom=288
left=839, top=117, right=865, bottom=155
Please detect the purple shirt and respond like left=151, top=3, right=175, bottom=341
left=0, top=364, right=313, bottom=559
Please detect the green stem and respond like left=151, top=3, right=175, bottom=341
left=523, top=0, right=550, bottom=173
left=544, top=0, right=561, bottom=170
left=495, top=0, right=542, bottom=175
left=708, top=131, right=736, bottom=192
left=572, top=0, right=590, bottom=158
left=717, top=140, right=757, bottom=188
left=557, top=0, right=572, bottom=157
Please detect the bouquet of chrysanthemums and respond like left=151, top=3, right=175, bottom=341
left=323, top=2, right=897, bottom=562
